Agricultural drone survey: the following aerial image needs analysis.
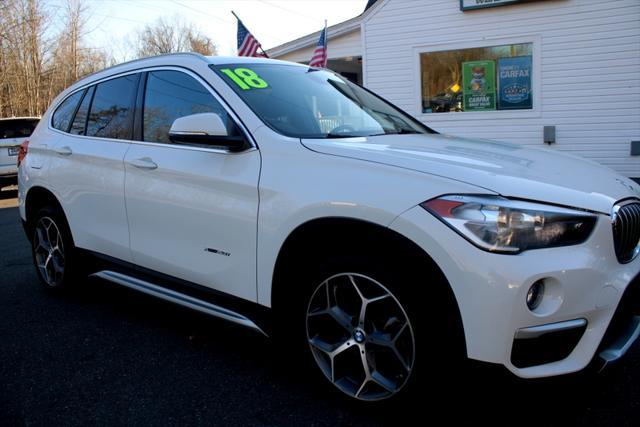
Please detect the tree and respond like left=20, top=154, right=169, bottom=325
left=0, top=3, right=219, bottom=118
left=0, top=0, right=50, bottom=117
left=0, top=0, right=108, bottom=117
left=135, top=16, right=217, bottom=58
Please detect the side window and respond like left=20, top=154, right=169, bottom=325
left=70, top=86, right=95, bottom=136
left=143, top=70, right=235, bottom=144
left=52, top=90, right=85, bottom=132
left=86, top=74, right=139, bottom=140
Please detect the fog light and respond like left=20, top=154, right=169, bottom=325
left=526, top=280, right=545, bottom=310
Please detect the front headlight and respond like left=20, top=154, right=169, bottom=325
left=421, top=195, right=597, bottom=254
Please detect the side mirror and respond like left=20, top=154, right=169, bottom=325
left=168, top=113, right=247, bottom=151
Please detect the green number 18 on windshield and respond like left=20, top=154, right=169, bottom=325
left=220, top=68, right=269, bottom=90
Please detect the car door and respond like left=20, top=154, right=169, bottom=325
left=46, top=73, right=139, bottom=262
left=124, top=68, right=260, bottom=302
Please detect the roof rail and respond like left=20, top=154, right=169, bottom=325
left=72, top=52, right=209, bottom=86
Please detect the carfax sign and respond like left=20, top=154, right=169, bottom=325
left=460, top=0, right=538, bottom=11
left=498, top=56, right=532, bottom=110
left=462, top=60, right=496, bottom=111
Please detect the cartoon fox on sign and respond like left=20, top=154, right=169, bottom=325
left=469, top=66, right=486, bottom=92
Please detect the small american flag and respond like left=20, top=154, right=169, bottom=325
left=309, top=25, right=328, bottom=68
left=237, top=18, right=265, bottom=57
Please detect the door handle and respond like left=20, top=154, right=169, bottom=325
left=128, top=157, right=158, bottom=170
left=54, top=146, right=72, bottom=156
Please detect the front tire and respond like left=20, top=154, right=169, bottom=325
left=286, top=247, right=463, bottom=404
left=305, top=271, right=416, bottom=401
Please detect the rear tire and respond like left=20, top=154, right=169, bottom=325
left=31, top=206, right=79, bottom=291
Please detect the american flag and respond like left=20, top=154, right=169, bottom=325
left=309, top=26, right=328, bottom=68
left=237, top=19, right=265, bottom=57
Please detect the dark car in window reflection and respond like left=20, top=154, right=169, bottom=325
left=425, top=92, right=463, bottom=113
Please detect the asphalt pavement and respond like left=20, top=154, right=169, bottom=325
left=0, top=190, right=638, bottom=426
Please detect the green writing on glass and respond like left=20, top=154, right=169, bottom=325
left=220, top=68, right=268, bottom=90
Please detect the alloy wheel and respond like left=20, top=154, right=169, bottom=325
left=306, top=272, right=415, bottom=401
left=33, top=216, right=66, bottom=287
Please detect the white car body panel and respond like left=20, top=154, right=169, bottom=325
left=301, top=134, right=640, bottom=215
left=390, top=206, right=639, bottom=377
left=17, top=53, right=640, bottom=380
left=46, top=133, right=132, bottom=262
left=124, top=143, right=260, bottom=301
left=251, top=125, right=490, bottom=306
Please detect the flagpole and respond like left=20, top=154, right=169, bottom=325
left=324, top=19, right=327, bottom=66
left=232, top=11, right=269, bottom=58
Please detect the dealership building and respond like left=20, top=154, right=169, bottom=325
left=268, top=0, right=640, bottom=180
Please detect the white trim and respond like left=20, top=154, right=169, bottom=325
left=91, top=270, right=267, bottom=336
left=361, top=22, right=368, bottom=87
left=360, top=0, right=389, bottom=24
left=73, top=52, right=209, bottom=91
left=412, top=34, right=542, bottom=121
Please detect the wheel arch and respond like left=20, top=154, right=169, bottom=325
left=24, top=186, right=70, bottom=241
left=271, top=216, right=466, bottom=353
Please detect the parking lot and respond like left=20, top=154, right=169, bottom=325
left=0, top=189, right=638, bottom=426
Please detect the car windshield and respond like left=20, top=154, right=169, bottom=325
left=0, top=118, right=39, bottom=140
left=211, top=63, right=434, bottom=139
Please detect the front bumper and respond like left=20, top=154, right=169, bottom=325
left=390, top=205, right=640, bottom=378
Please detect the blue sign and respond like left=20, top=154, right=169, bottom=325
left=498, top=56, right=532, bottom=110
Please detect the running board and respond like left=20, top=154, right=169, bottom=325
left=90, top=270, right=267, bottom=336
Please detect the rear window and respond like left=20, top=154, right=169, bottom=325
left=70, top=86, right=95, bottom=136
left=86, top=74, right=139, bottom=140
left=52, top=89, right=84, bottom=132
left=0, top=118, right=40, bottom=139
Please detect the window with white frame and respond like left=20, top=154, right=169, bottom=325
left=420, top=43, right=533, bottom=114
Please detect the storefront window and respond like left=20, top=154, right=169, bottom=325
left=420, top=43, right=533, bottom=113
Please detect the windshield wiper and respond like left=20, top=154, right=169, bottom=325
left=325, top=132, right=365, bottom=139
left=392, top=129, right=421, bottom=134
left=367, top=129, right=420, bottom=137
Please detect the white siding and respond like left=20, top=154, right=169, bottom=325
left=363, top=0, right=640, bottom=177
left=276, top=29, right=362, bottom=63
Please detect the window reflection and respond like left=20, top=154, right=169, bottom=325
left=86, top=74, right=138, bottom=139
left=143, top=71, right=229, bottom=144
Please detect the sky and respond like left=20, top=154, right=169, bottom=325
left=47, top=0, right=367, bottom=59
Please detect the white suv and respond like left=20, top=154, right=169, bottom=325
left=18, top=53, right=640, bottom=402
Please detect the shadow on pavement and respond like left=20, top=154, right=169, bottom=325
left=0, top=186, right=18, bottom=202
left=34, top=277, right=635, bottom=426
left=1, top=205, right=637, bottom=425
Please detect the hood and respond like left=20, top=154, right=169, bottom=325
left=301, top=134, right=640, bottom=215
